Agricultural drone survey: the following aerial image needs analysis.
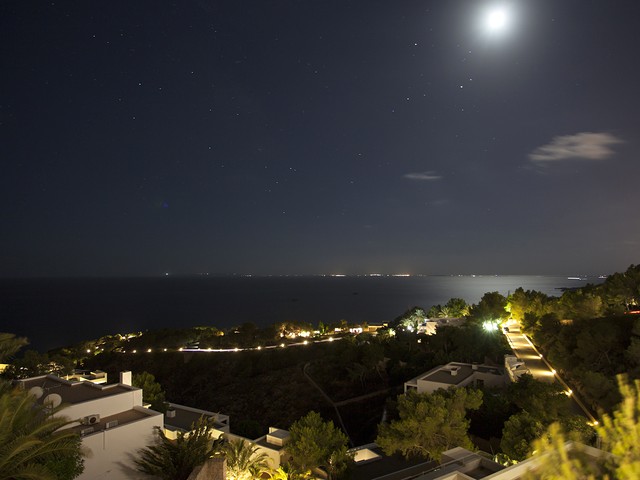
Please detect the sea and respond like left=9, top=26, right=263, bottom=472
left=0, top=275, right=603, bottom=352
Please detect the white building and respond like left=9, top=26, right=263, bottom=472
left=226, top=427, right=291, bottom=470
left=404, top=362, right=506, bottom=394
left=164, top=402, right=230, bottom=440
left=17, top=371, right=162, bottom=479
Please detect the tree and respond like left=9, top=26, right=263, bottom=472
left=0, top=332, right=28, bottom=363
left=0, top=384, right=84, bottom=480
left=135, top=416, right=225, bottom=480
left=525, top=423, right=608, bottom=480
left=133, top=371, right=167, bottom=413
left=223, top=438, right=272, bottom=480
left=527, top=375, right=640, bottom=479
left=507, top=288, right=551, bottom=323
left=596, top=375, right=640, bottom=478
left=557, top=288, right=604, bottom=321
left=270, top=463, right=312, bottom=479
left=500, top=411, right=548, bottom=461
left=287, top=411, right=352, bottom=479
left=444, top=298, right=470, bottom=317
left=506, top=374, right=570, bottom=422
left=376, top=388, right=483, bottom=461
left=600, top=264, right=640, bottom=314
left=469, top=292, right=508, bottom=324
left=3, top=350, right=75, bottom=380
left=393, top=307, right=426, bottom=332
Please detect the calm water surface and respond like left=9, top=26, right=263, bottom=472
left=0, top=276, right=600, bottom=351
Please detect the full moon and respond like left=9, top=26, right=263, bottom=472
left=486, top=8, right=508, bottom=31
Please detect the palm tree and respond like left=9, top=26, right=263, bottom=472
left=135, top=416, right=226, bottom=480
left=270, top=463, right=313, bottom=479
left=0, top=332, right=28, bottom=363
left=0, top=385, right=84, bottom=480
left=223, top=438, right=272, bottom=480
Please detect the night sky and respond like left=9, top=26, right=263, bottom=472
left=1, top=1, right=638, bottom=277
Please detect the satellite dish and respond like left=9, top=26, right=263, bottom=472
left=43, top=393, right=62, bottom=409
left=28, top=386, right=44, bottom=399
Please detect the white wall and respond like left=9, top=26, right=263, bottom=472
left=77, top=408, right=162, bottom=480
left=59, top=387, right=143, bottom=427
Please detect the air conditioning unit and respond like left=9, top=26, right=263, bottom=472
left=105, top=420, right=118, bottom=429
left=80, top=427, right=94, bottom=436
left=166, top=409, right=176, bottom=418
left=81, top=414, right=100, bottom=425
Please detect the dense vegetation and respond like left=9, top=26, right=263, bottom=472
left=0, top=334, right=85, bottom=480
left=2, top=263, right=639, bottom=472
left=510, top=264, right=640, bottom=413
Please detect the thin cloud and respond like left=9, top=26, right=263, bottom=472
left=529, top=132, right=623, bottom=162
left=404, top=171, right=442, bottom=181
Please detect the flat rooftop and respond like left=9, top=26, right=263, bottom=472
left=253, top=429, right=290, bottom=451
left=17, top=375, right=134, bottom=406
left=350, top=445, right=437, bottom=480
left=68, top=407, right=161, bottom=437
left=408, top=363, right=503, bottom=387
left=164, top=403, right=229, bottom=433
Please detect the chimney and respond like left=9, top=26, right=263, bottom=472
left=120, top=371, right=132, bottom=386
left=187, top=457, right=226, bottom=480
left=472, top=364, right=478, bottom=371
left=450, top=368, right=458, bottom=376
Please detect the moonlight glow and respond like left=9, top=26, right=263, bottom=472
left=486, top=7, right=509, bottom=32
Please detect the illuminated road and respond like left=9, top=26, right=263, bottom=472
left=504, top=322, right=598, bottom=424
left=504, top=326, right=555, bottom=383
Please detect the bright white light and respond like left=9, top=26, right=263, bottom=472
left=483, top=5, right=513, bottom=36
left=482, top=320, right=499, bottom=332
left=487, top=9, right=507, bottom=30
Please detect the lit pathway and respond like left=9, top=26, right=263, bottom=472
left=504, top=324, right=598, bottom=424
left=177, top=336, right=342, bottom=353
left=504, top=328, right=555, bottom=383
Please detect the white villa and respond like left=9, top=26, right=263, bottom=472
left=16, top=370, right=290, bottom=479
left=17, top=372, right=162, bottom=479
left=404, top=362, right=506, bottom=394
